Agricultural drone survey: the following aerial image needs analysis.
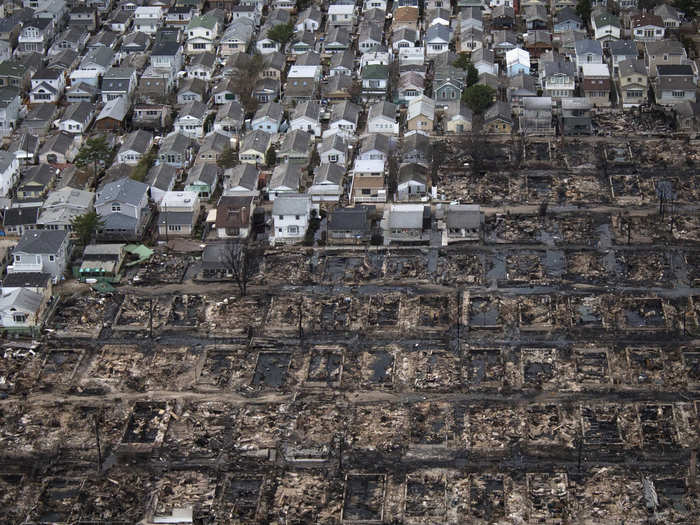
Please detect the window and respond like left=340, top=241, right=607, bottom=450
left=14, top=255, right=20, bottom=262
left=112, top=204, right=121, bottom=212
left=295, top=215, right=300, bottom=220
left=672, top=90, right=685, bottom=97
left=287, top=225, right=299, bottom=234
left=168, top=225, right=182, bottom=231
left=13, top=313, right=27, bottom=324
left=49, top=255, right=55, bottom=262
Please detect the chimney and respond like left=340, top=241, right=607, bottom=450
left=240, top=206, right=248, bottom=223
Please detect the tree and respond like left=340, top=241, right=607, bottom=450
left=235, top=53, right=264, bottom=114
left=217, top=146, right=237, bottom=169
left=672, top=0, right=697, bottom=17
left=576, top=0, right=592, bottom=24
left=222, top=242, right=255, bottom=297
left=130, top=149, right=156, bottom=182
left=462, top=84, right=495, bottom=114
left=268, top=23, right=294, bottom=46
left=453, top=52, right=471, bottom=70
left=74, top=135, right=113, bottom=179
left=71, top=210, right=105, bottom=247
left=265, top=146, right=276, bottom=167
left=466, top=63, right=479, bottom=88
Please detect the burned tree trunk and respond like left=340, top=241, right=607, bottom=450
left=222, top=242, right=255, bottom=297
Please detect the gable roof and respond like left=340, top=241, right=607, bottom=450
left=186, top=162, right=219, bottom=186
left=61, top=101, right=93, bottom=124
left=14, top=229, right=67, bottom=254
left=160, top=131, right=193, bottom=153
left=225, top=164, right=258, bottom=190
left=313, top=163, right=344, bottom=185
left=254, top=101, right=283, bottom=122
left=96, top=95, right=129, bottom=122
left=319, top=133, right=349, bottom=154
left=269, top=163, right=302, bottom=190
left=120, top=129, right=153, bottom=154
left=369, top=101, right=398, bottom=121
left=96, top=177, right=148, bottom=206
left=240, top=129, right=271, bottom=153
left=279, top=129, right=312, bottom=155
left=272, top=193, right=310, bottom=215
left=331, top=100, right=361, bottom=124
left=292, top=100, right=321, bottom=121
left=0, top=288, right=44, bottom=315
left=215, top=195, right=254, bottom=229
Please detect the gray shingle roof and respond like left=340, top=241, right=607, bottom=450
left=313, top=163, right=344, bottom=185
left=269, top=164, right=302, bottom=190
left=61, top=101, right=93, bottom=124
left=186, top=162, right=219, bottom=186
left=119, top=129, right=153, bottom=155
left=146, top=164, right=178, bottom=191
left=225, top=164, right=258, bottom=190
left=0, top=288, right=44, bottom=314
left=96, top=178, right=149, bottom=207
left=271, top=193, right=310, bottom=215
left=96, top=95, right=129, bottom=122
left=14, top=229, right=67, bottom=254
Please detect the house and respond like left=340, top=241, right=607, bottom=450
left=367, top=101, right=399, bottom=135
left=150, top=39, right=184, bottom=72
left=95, top=177, right=150, bottom=240
left=492, top=30, right=517, bottom=56
left=554, top=7, right=583, bottom=33
left=2, top=206, right=40, bottom=236
left=309, top=163, right=345, bottom=203
left=36, top=187, right=94, bottom=231
left=211, top=78, right=238, bottom=105
left=109, top=9, right=133, bottom=33
left=185, top=14, right=220, bottom=55
left=254, top=77, right=281, bottom=103
left=330, top=50, right=354, bottom=77
left=608, top=40, right=638, bottom=75
left=197, top=132, right=231, bottom=164
left=158, top=190, right=199, bottom=237
left=7, top=229, right=69, bottom=281
left=186, top=51, right=217, bottom=81
left=20, top=104, right=58, bottom=137
left=117, top=129, right=153, bottom=165
left=524, top=5, right=548, bottom=30
left=94, top=95, right=129, bottom=131
left=392, top=5, right=420, bottom=32
left=220, top=19, right=255, bottom=56
left=278, top=129, right=313, bottom=165
left=444, top=101, right=473, bottom=133
left=215, top=195, right=254, bottom=239
left=137, top=66, right=174, bottom=103
left=48, top=26, right=89, bottom=55
left=507, top=73, right=538, bottom=113
left=252, top=102, right=284, bottom=134
left=223, top=164, right=259, bottom=196
left=361, top=64, right=390, bottom=99
left=506, top=48, right=531, bottom=77
left=445, top=204, right=483, bottom=242
left=327, top=207, right=372, bottom=244
left=290, top=31, right=316, bottom=55
left=66, top=83, right=99, bottom=104
left=675, top=101, right=699, bottom=131
left=396, top=163, right=429, bottom=201
left=351, top=159, right=386, bottom=203
left=146, top=164, right=178, bottom=204
left=392, top=27, right=418, bottom=52
left=427, top=7, right=451, bottom=27
left=87, top=29, right=120, bottom=50
left=591, top=11, right=621, bottom=45
left=101, top=67, right=137, bottom=102
left=425, top=24, right=450, bottom=57
left=271, top=194, right=311, bottom=245
left=383, top=204, right=431, bottom=244
left=175, top=101, right=209, bottom=139
left=296, top=5, right=322, bottom=32
left=185, top=162, right=220, bottom=199
left=0, top=61, right=31, bottom=92
left=121, top=31, right=151, bottom=54
left=490, top=6, right=514, bottom=30
left=328, top=3, right=356, bottom=27
left=319, top=134, right=350, bottom=166
left=0, top=87, right=21, bottom=138
left=401, top=133, right=432, bottom=166
left=484, top=101, right=514, bottom=134
left=559, top=97, right=593, bottom=135
left=524, top=30, right=553, bottom=61
left=1, top=272, right=53, bottom=295
left=631, top=12, right=664, bottom=42
left=521, top=96, right=554, bottom=135
left=358, top=24, right=382, bottom=53
left=268, top=163, right=302, bottom=200
left=406, top=96, right=435, bottom=132
left=214, top=101, right=244, bottom=137
left=255, top=24, right=282, bottom=55
left=177, top=77, right=208, bottom=105
left=618, top=59, right=648, bottom=107
left=58, top=102, right=94, bottom=135
left=77, top=243, right=127, bottom=281
left=285, top=65, right=322, bottom=103
left=16, top=164, right=57, bottom=199
left=541, top=58, right=576, bottom=99
left=645, top=40, right=687, bottom=78
left=291, top=101, right=321, bottom=137
left=0, top=287, right=48, bottom=330
left=17, top=18, right=54, bottom=55
left=70, top=46, right=114, bottom=88
left=581, top=63, right=611, bottom=107
left=326, top=101, right=361, bottom=138
left=29, top=68, right=65, bottom=104
left=8, top=133, right=40, bottom=166
left=158, top=131, right=194, bottom=168
left=398, top=72, right=426, bottom=102
left=296, top=51, right=323, bottom=67
left=239, top=129, right=272, bottom=165
left=322, top=74, right=354, bottom=102
left=325, top=27, right=352, bottom=54
left=39, top=132, right=78, bottom=164
left=653, top=4, right=681, bottom=30
left=133, top=6, right=163, bottom=34
left=655, top=64, right=697, bottom=106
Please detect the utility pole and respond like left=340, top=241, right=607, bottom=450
left=149, top=298, right=153, bottom=339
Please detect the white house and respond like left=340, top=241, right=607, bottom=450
left=328, top=4, right=356, bottom=27
left=309, top=164, right=344, bottom=203
left=175, top=101, right=209, bottom=139
left=116, top=129, right=154, bottom=165
left=271, top=193, right=312, bottom=245
left=185, top=14, right=220, bottom=55
left=0, top=151, right=20, bottom=198
left=367, top=101, right=399, bottom=135
left=133, top=6, right=163, bottom=34
left=425, top=24, right=450, bottom=57
left=506, top=48, right=531, bottom=77
left=290, top=101, right=322, bottom=137
left=0, top=288, right=46, bottom=330
left=7, top=229, right=70, bottom=281
left=57, top=101, right=94, bottom=134
left=252, top=101, right=284, bottom=134
left=30, top=68, right=66, bottom=104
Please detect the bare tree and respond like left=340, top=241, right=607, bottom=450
left=222, top=242, right=256, bottom=297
